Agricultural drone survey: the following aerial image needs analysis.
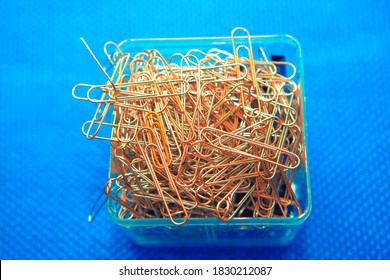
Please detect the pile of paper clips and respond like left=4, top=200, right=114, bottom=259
left=73, top=28, right=304, bottom=225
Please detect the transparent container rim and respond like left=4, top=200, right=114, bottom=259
left=117, top=34, right=301, bottom=49
left=107, top=196, right=312, bottom=228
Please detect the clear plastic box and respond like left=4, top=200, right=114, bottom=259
left=105, top=34, right=311, bottom=246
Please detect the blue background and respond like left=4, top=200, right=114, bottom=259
left=1, top=0, right=389, bottom=260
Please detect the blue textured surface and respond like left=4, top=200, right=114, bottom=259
left=1, top=0, right=390, bottom=260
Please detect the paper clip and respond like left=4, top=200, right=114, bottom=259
left=74, top=27, right=306, bottom=224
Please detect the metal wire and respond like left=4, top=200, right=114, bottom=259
left=74, top=28, right=305, bottom=224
